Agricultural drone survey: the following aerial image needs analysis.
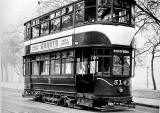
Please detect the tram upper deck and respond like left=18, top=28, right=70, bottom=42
left=24, top=0, right=135, bottom=46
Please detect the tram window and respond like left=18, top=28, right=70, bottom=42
left=25, top=23, right=31, bottom=40
left=76, top=58, right=88, bottom=74
left=96, top=57, right=110, bottom=74
left=112, top=0, right=131, bottom=24
left=50, top=18, right=61, bottom=33
left=40, top=60, right=49, bottom=75
left=54, top=59, right=61, bottom=75
left=85, top=0, right=96, bottom=22
left=97, top=7, right=112, bottom=22
left=75, top=2, right=85, bottom=25
left=40, top=21, right=49, bottom=35
left=32, top=61, right=39, bottom=75
left=51, top=59, right=61, bottom=75
left=90, top=56, right=96, bottom=74
left=62, top=15, right=73, bottom=30
left=113, top=8, right=130, bottom=24
left=75, top=9, right=84, bottom=25
left=95, top=49, right=111, bottom=75
left=51, top=52, right=61, bottom=75
left=123, top=56, right=130, bottom=75
left=103, top=57, right=110, bottom=74
left=113, top=55, right=130, bottom=75
left=26, top=28, right=31, bottom=40
left=67, top=5, right=73, bottom=13
left=97, top=57, right=103, bottom=73
left=32, top=25, right=40, bottom=38
left=62, top=58, right=73, bottom=74
left=85, top=7, right=96, bottom=22
left=24, top=59, right=30, bottom=76
left=51, top=60, right=55, bottom=75
left=97, top=0, right=112, bottom=22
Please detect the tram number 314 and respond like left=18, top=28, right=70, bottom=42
left=113, top=80, right=129, bottom=86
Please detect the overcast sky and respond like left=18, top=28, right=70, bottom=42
left=0, top=0, right=39, bottom=33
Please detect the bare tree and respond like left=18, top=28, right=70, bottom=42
left=134, top=0, right=160, bottom=90
left=136, top=29, right=160, bottom=90
left=0, top=29, right=23, bottom=82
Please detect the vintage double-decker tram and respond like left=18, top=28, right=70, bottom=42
left=23, top=0, right=135, bottom=109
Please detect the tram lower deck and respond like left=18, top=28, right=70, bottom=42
left=23, top=46, right=134, bottom=108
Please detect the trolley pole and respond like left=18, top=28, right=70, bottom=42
left=147, top=66, right=149, bottom=88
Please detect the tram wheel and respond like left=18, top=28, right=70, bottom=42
left=59, top=97, right=68, bottom=107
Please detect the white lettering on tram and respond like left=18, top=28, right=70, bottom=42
left=31, top=36, right=72, bottom=53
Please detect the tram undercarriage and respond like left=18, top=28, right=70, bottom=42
left=23, top=89, right=135, bottom=110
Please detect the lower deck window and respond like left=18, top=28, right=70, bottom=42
left=40, top=60, right=49, bottom=75
left=62, top=58, right=73, bottom=74
left=51, top=59, right=61, bottom=75
left=24, top=59, right=31, bottom=76
left=32, top=61, right=39, bottom=75
left=50, top=51, right=74, bottom=76
left=55, top=60, right=61, bottom=74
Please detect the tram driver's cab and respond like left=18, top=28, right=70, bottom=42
left=75, top=48, right=111, bottom=93
left=75, top=47, right=132, bottom=93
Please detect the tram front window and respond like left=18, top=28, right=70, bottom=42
left=113, top=55, right=130, bottom=75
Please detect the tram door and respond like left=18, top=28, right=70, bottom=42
left=75, top=48, right=94, bottom=93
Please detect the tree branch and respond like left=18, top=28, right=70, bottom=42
left=135, top=1, right=160, bottom=26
